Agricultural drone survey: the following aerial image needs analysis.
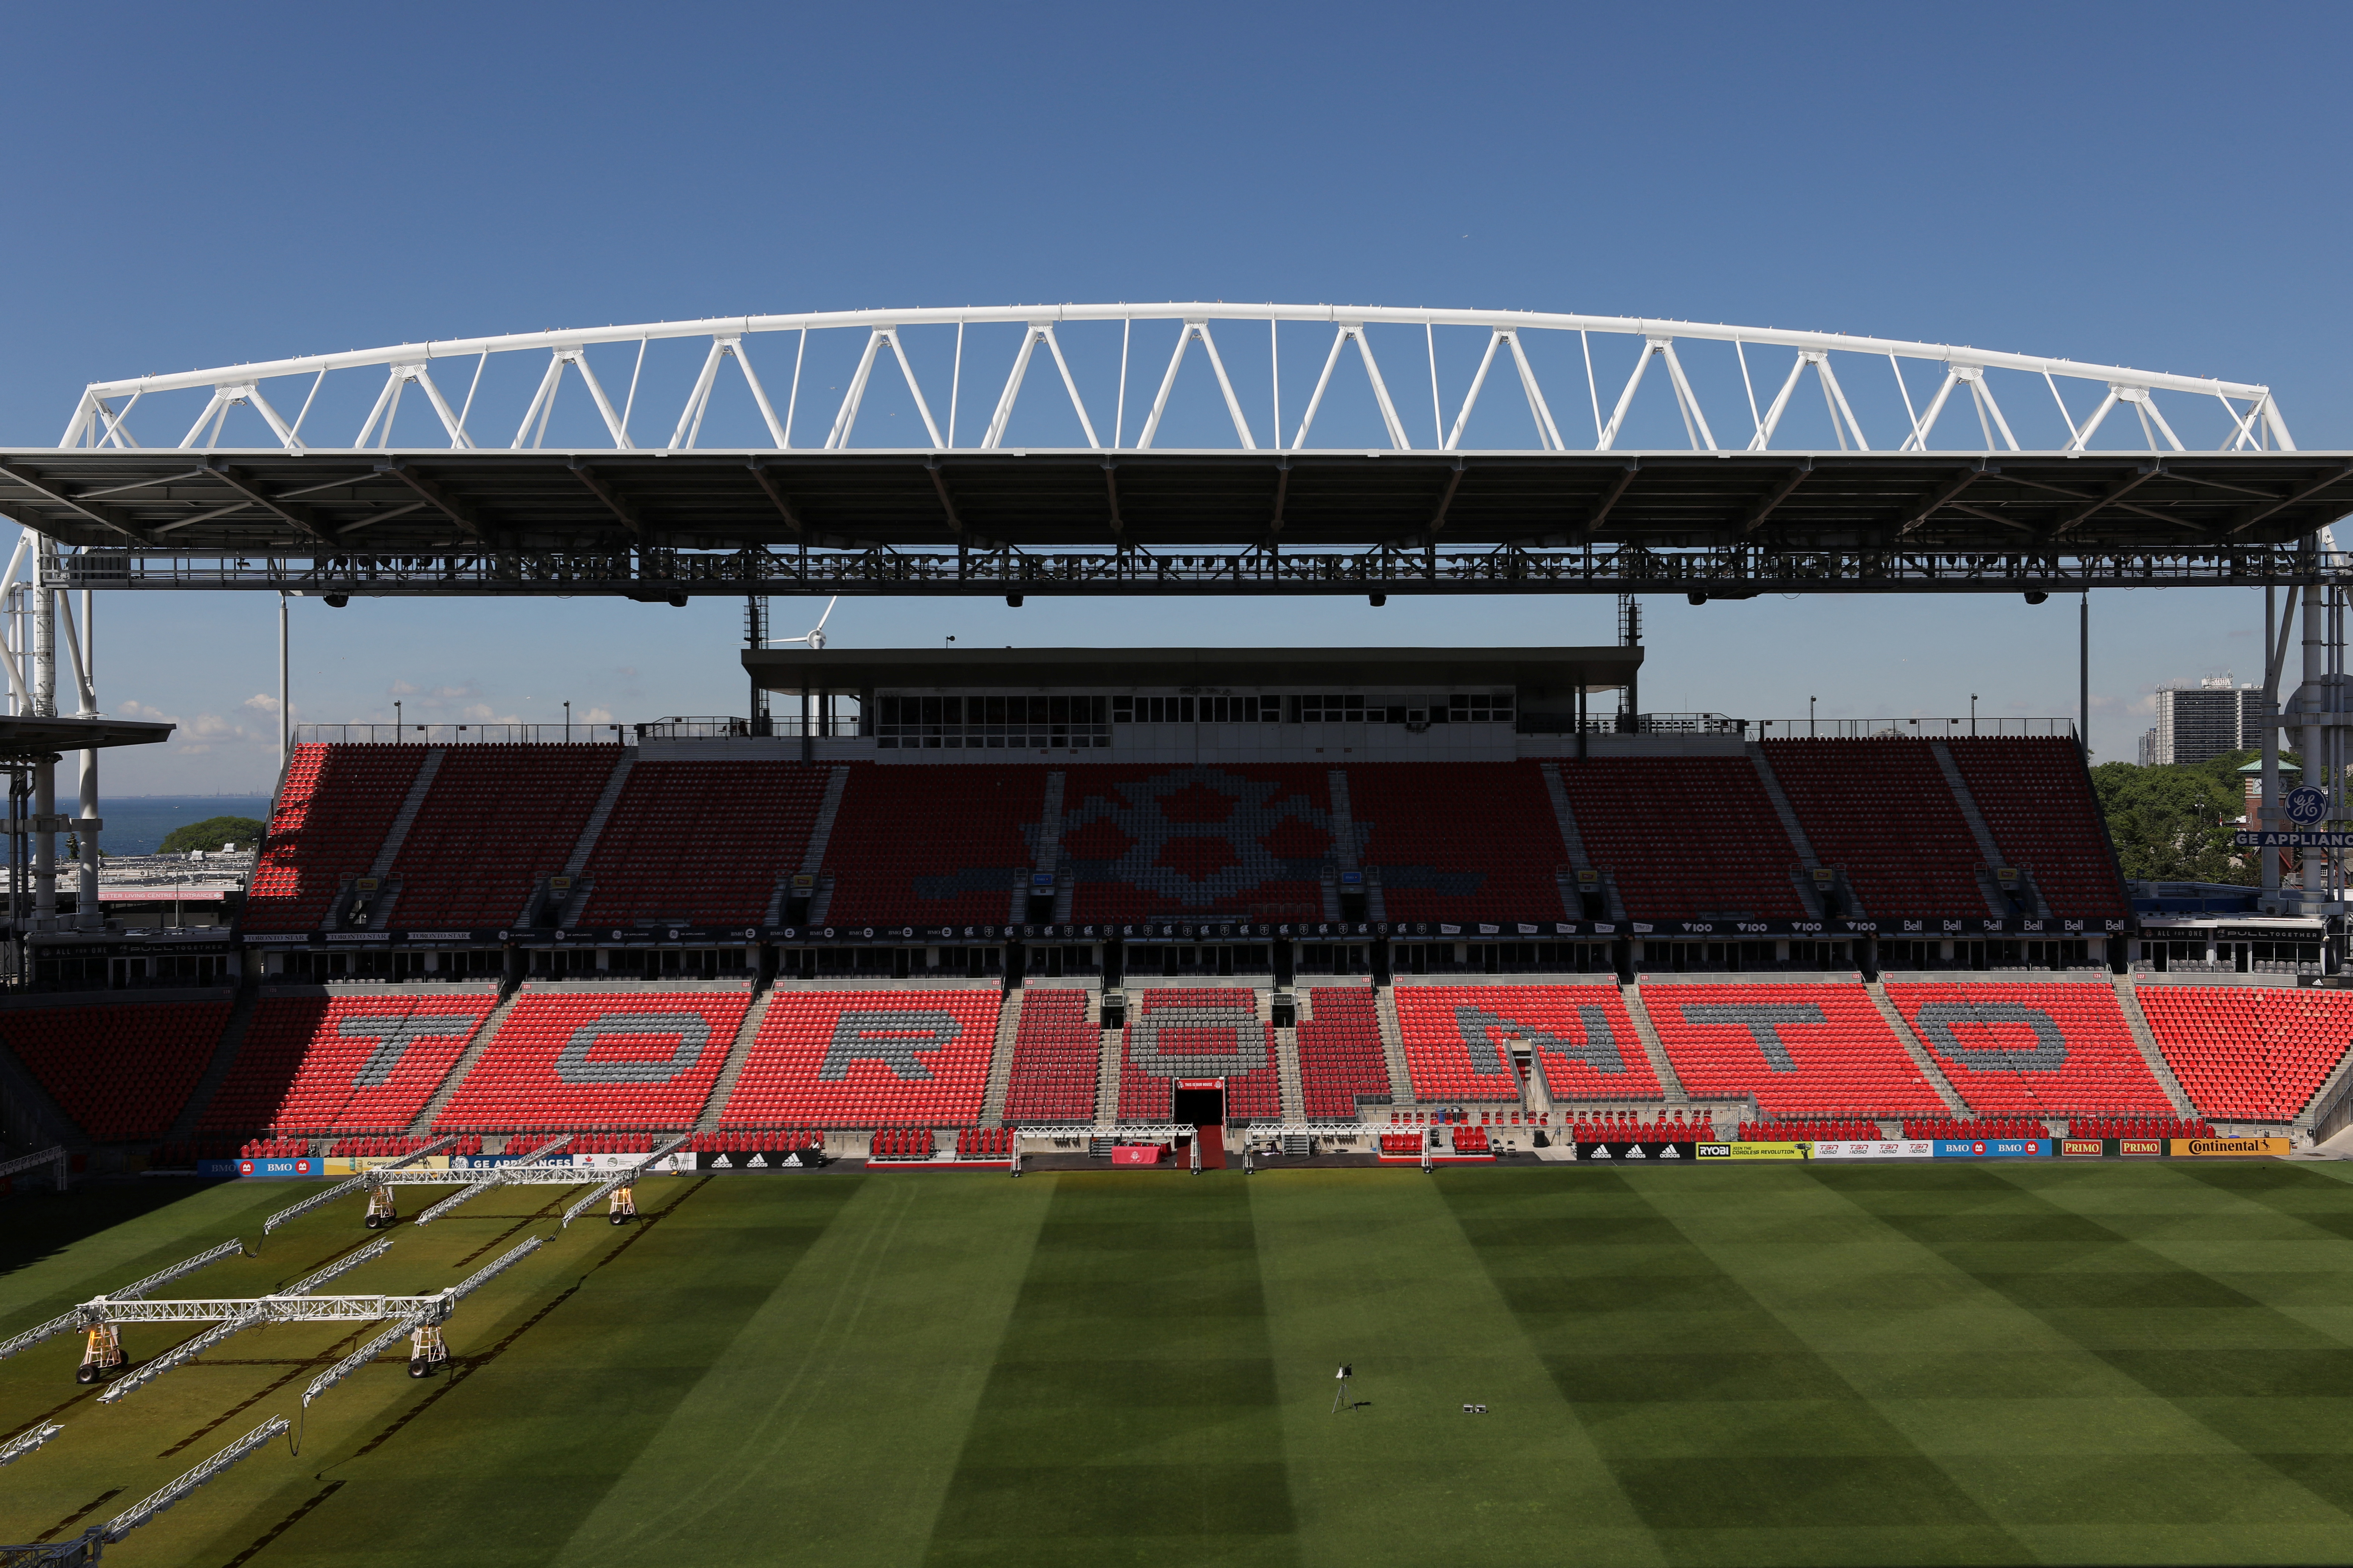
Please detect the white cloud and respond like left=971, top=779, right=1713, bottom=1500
left=388, top=679, right=421, bottom=696
left=580, top=705, right=615, bottom=723
left=240, top=693, right=281, bottom=714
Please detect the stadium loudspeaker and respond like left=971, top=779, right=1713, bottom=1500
left=324, top=594, right=350, bottom=608
left=2024, top=590, right=2049, bottom=604
left=667, top=593, right=688, bottom=607
left=1687, top=592, right=1706, bottom=605
left=1006, top=594, right=1024, bottom=607
left=1369, top=593, right=1386, bottom=607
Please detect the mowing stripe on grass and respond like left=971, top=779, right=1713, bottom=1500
left=1445, top=1167, right=2034, bottom=1568
left=201, top=1174, right=865, bottom=1568
left=1253, top=1167, right=1661, bottom=1568
left=562, top=1172, right=1057, bottom=1568
left=923, top=1172, right=1295, bottom=1568
left=1800, top=1160, right=2353, bottom=1563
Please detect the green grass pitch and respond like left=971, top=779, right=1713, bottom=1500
left=9, top=1160, right=2353, bottom=1566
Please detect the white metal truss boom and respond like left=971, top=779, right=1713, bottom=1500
left=57, top=303, right=2290, bottom=456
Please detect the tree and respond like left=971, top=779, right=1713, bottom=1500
left=158, top=815, right=265, bottom=855
left=2091, top=747, right=2291, bottom=886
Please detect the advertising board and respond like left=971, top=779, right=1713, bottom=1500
left=568, top=1152, right=694, bottom=1174
left=237, top=1157, right=319, bottom=1178
left=694, top=1150, right=824, bottom=1171
left=319, top=1155, right=453, bottom=1177
left=1808, top=1140, right=1935, bottom=1160
left=1693, top=1141, right=1808, bottom=1161
left=1576, top=1141, right=1695, bottom=1161
left=2118, top=1138, right=2165, bottom=1157
left=1931, top=1139, right=2048, bottom=1158
left=1111, top=1144, right=1166, bottom=1165
left=2170, top=1137, right=2292, bottom=1157
left=2060, top=1138, right=2105, bottom=1157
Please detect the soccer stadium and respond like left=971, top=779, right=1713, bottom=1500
left=6, top=303, right=2353, bottom=1564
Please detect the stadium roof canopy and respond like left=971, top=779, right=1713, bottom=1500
left=0, top=714, right=173, bottom=758
left=3, top=448, right=2347, bottom=557
left=745, top=644, right=1638, bottom=696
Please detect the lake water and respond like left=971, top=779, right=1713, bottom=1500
left=98, top=796, right=274, bottom=855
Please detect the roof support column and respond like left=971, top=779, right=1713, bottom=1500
left=29, top=541, right=55, bottom=929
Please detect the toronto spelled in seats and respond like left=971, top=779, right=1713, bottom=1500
left=1297, top=988, right=1389, bottom=1115
left=243, top=745, right=429, bottom=931
left=1003, top=991, right=1100, bottom=1122
left=1061, top=765, right=1333, bottom=923
left=1944, top=738, right=2130, bottom=917
left=577, top=761, right=829, bottom=927
left=1117, top=988, right=1280, bottom=1120
left=822, top=765, right=1041, bottom=926
left=1760, top=739, right=1989, bottom=915
left=720, top=989, right=1002, bottom=1126
left=434, top=991, right=751, bottom=1130
left=0, top=1002, right=231, bottom=1142
left=2135, top=984, right=2353, bottom=1122
left=389, top=745, right=622, bottom=928
left=1347, top=762, right=1566, bottom=922
left=1393, top=985, right=1661, bottom=1103
left=1646, top=983, right=1947, bottom=1119
left=1550, top=759, right=1807, bottom=919
left=1885, top=982, right=2175, bottom=1116
left=201, top=994, right=495, bottom=1134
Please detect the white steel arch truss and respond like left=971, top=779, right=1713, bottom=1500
left=56, top=303, right=2294, bottom=457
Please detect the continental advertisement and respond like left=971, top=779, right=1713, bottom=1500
left=2171, top=1136, right=2292, bottom=1157
left=1694, top=1141, right=1809, bottom=1161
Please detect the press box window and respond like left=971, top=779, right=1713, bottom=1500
left=1294, top=695, right=1366, bottom=723
left=1446, top=693, right=1515, bottom=722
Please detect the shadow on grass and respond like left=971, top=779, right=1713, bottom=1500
left=0, top=1177, right=229, bottom=1279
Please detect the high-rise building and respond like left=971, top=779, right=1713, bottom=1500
left=2138, top=727, right=2159, bottom=767
left=2151, top=676, right=2261, bottom=765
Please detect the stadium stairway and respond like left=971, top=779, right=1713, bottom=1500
left=542, top=751, right=636, bottom=925
left=1742, top=742, right=1837, bottom=920
left=979, top=988, right=1025, bottom=1126
left=1372, top=987, right=1413, bottom=1102
left=1274, top=1008, right=1305, bottom=1121
left=1621, top=987, right=1688, bottom=1101
left=695, top=982, right=782, bottom=1129
left=1863, top=979, right=1970, bottom=1116
left=330, top=747, right=446, bottom=931
left=1930, top=742, right=2053, bottom=920
left=404, top=983, right=525, bottom=1135
left=161, top=973, right=263, bottom=1142
left=2113, top=977, right=2200, bottom=1119
left=1092, top=1017, right=1123, bottom=1125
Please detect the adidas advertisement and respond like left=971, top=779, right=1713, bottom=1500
left=1575, top=1142, right=1694, bottom=1161
left=1693, top=1141, right=1809, bottom=1161
left=1808, top=1140, right=1935, bottom=1160
left=695, top=1150, right=827, bottom=1171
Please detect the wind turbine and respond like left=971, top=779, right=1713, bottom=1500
left=774, top=597, right=837, bottom=651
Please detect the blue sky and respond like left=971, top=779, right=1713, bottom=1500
left=3, top=0, right=2346, bottom=791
